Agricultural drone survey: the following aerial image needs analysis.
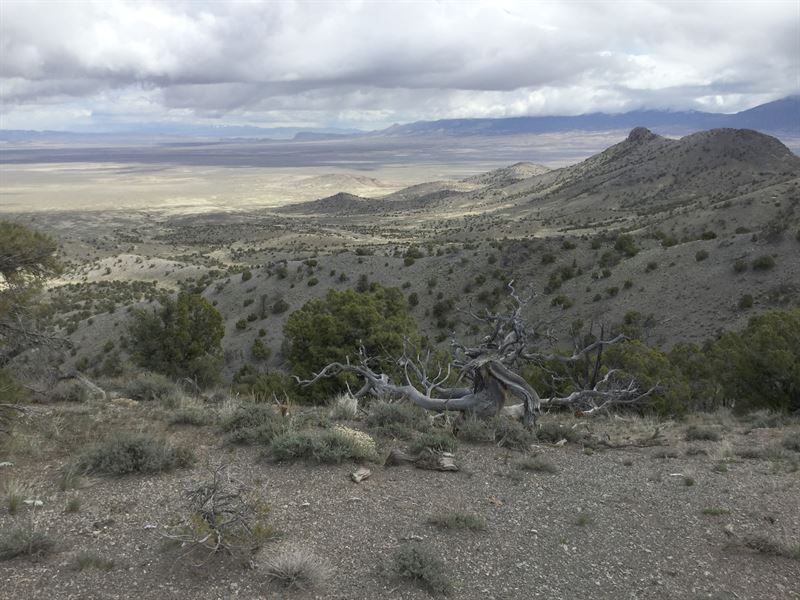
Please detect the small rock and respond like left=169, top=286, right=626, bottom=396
left=351, top=467, right=372, bottom=483
left=0, top=462, right=13, bottom=468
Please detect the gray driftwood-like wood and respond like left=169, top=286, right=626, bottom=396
left=296, top=282, right=655, bottom=426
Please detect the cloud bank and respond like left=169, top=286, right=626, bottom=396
left=1, top=0, right=797, bottom=130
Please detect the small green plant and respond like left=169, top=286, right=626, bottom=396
left=695, top=249, right=709, bottom=262
left=65, top=496, right=81, bottom=513
left=264, top=549, right=331, bottom=591
left=513, top=455, right=558, bottom=474
left=701, top=507, right=730, bottom=516
left=73, top=552, right=114, bottom=571
left=733, top=258, right=748, bottom=273
left=391, top=543, right=452, bottom=596
left=683, top=475, right=695, bottom=486
left=574, top=513, right=593, bottom=527
left=73, top=433, right=195, bottom=475
left=426, top=511, right=486, bottom=531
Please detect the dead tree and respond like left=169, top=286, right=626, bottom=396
left=296, top=282, right=655, bottom=426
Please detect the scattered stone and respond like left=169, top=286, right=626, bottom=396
left=351, top=467, right=372, bottom=483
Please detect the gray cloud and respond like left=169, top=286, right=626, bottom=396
left=0, top=0, right=797, bottom=130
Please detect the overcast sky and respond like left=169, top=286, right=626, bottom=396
left=1, top=0, right=798, bottom=132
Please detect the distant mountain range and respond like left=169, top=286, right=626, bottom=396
left=378, top=96, right=799, bottom=137
left=1, top=97, right=796, bottom=144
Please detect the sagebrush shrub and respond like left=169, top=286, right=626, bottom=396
left=74, top=433, right=195, bottom=475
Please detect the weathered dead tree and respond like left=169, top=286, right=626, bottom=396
left=296, top=282, right=656, bottom=427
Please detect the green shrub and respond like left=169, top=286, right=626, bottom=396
left=695, top=249, right=709, bottom=262
left=734, top=258, right=748, bottom=273
left=124, top=372, right=179, bottom=402
left=220, top=403, right=288, bottom=445
left=235, top=318, right=247, bottom=330
left=269, top=427, right=378, bottom=463
left=614, top=234, right=639, bottom=257
left=604, top=341, right=692, bottom=415
left=752, top=255, right=775, bottom=271
left=551, top=295, right=573, bottom=309
left=284, top=285, right=418, bottom=401
left=426, top=511, right=485, bottom=531
left=0, top=526, right=56, bottom=561
left=74, top=433, right=195, bottom=475
left=710, top=309, right=800, bottom=412
left=128, top=292, right=223, bottom=387
left=391, top=543, right=452, bottom=596
left=365, top=400, right=431, bottom=438
left=271, top=299, right=289, bottom=314
left=251, top=338, right=271, bottom=361
left=241, top=269, right=252, bottom=282
left=738, top=294, right=754, bottom=309
left=49, top=380, right=89, bottom=402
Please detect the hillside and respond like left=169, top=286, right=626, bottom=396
left=2, top=127, right=789, bottom=388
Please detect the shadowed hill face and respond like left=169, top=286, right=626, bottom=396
left=496, top=127, right=800, bottom=214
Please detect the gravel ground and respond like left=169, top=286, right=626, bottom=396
left=1, top=409, right=799, bottom=600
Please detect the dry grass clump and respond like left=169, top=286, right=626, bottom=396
left=781, top=431, right=800, bottom=453
left=4, top=478, right=28, bottom=515
left=426, top=511, right=486, bottom=531
left=408, top=431, right=457, bottom=455
left=164, top=464, right=275, bottom=562
left=457, top=416, right=536, bottom=450
left=733, top=534, right=800, bottom=561
left=169, top=405, right=214, bottom=427
left=329, top=392, right=359, bottom=420
left=685, top=425, right=721, bottom=442
left=264, top=548, right=331, bottom=591
left=513, top=454, right=558, bottom=474
left=391, top=543, right=452, bottom=596
left=0, top=525, right=55, bottom=561
left=123, top=372, right=181, bottom=402
left=268, top=427, right=378, bottom=464
left=72, top=552, right=114, bottom=571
